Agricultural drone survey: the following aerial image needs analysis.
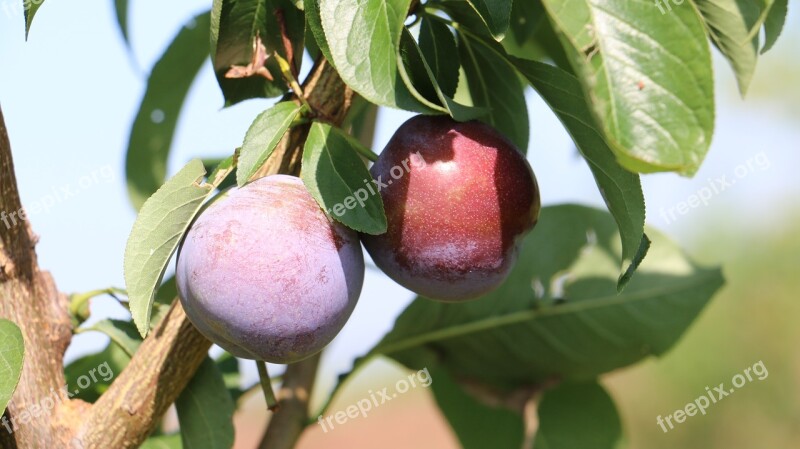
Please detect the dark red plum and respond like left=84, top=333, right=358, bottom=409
left=176, top=175, right=364, bottom=363
left=362, top=115, right=540, bottom=301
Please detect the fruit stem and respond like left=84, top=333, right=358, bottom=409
left=258, top=360, right=281, bottom=412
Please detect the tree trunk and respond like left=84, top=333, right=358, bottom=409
left=0, top=105, right=83, bottom=448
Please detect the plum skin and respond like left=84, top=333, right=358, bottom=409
left=362, top=115, right=540, bottom=301
left=176, top=175, right=364, bottom=364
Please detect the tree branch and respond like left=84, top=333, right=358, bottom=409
left=74, top=57, right=354, bottom=448
left=0, top=103, right=79, bottom=448
left=253, top=58, right=354, bottom=180
left=0, top=105, right=36, bottom=282
left=74, top=301, right=211, bottom=447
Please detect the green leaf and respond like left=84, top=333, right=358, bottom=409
left=438, top=0, right=496, bottom=38
left=302, top=122, right=387, bottom=234
left=692, top=0, right=789, bottom=84
left=0, top=319, right=24, bottom=414
left=23, top=0, right=45, bottom=38
left=692, top=0, right=762, bottom=95
left=465, top=0, right=513, bottom=40
left=761, top=0, right=788, bottom=53
left=542, top=0, right=714, bottom=176
left=155, top=275, right=178, bottom=305
left=216, top=352, right=245, bottom=403
left=343, top=96, right=380, bottom=149
left=400, top=29, right=486, bottom=121
left=533, top=382, right=622, bottom=449
left=375, top=205, right=724, bottom=389
left=210, top=0, right=305, bottom=106
left=237, top=101, right=304, bottom=186
left=142, top=277, right=180, bottom=331
left=77, top=319, right=142, bottom=357
left=207, top=153, right=239, bottom=187
left=65, top=342, right=130, bottom=403
left=419, top=19, right=461, bottom=98
left=458, top=32, right=529, bottom=152
left=430, top=366, right=524, bottom=449
left=175, top=358, right=236, bottom=449
left=503, top=1, right=573, bottom=71
left=125, top=160, right=218, bottom=337
left=141, top=434, right=183, bottom=449
left=507, top=0, right=545, bottom=46
left=142, top=277, right=180, bottom=332
left=125, top=12, right=211, bottom=210
left=318, top=0, right=439, bottom=112
left=510, top=57, right=647, bottom=289
left=114, top=0, right=130, bottom=46
left=304, top=0, right=334, bottom=62
left=201, top=158, right=237, bottom=192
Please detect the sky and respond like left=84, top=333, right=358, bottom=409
left=0, top=0, right=798, bottom=391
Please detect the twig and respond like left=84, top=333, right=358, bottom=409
left=258, top=354, right=321, bottom=449
left=258, top=361, right=280, bottom=412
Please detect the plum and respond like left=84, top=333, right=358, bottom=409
left=362, top=115, right=540, bottom=301
left=176, top=175, right=364, bottom=364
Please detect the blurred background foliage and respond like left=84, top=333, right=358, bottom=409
left=290, top=37, right=800, bottom=445
left=606, top=210, right=800, bottom=449
left=270, top=207, right=800, bottom=449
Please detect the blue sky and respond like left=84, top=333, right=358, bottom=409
left=1, top=0, right=798, bottom=389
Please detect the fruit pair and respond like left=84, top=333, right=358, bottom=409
left=176, top=116, right=540, bottom=363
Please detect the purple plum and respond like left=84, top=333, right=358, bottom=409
left=176, top=175, right=364, bottom=363
left=362, top=115, right=540, bottom=301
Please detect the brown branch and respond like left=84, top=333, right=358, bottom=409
left=253, top=57, right=354, bottom=180
left=74, top=301, right=211, bottom=447
left=73, top=57, right=353, bottom=448
left=0, top=104, right=78, bottom=448
left=0, top=101, right=212, bottom=449
left=0, top=105, right=36, bottom=282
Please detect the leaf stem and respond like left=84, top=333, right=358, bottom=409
left=68, top=287, right=127, bottom=326
left=350, top=139, right=379, bottom=162
left=257, top=360, right=280, bottom=412
left=275, top=53, right=313, bottom=112
left=420, top=10, right=464, bottom=34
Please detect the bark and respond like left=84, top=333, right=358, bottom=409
left=0, top=105, right=36, bottom=283
left=0, top=105, right=82, bottom=448
left=254, top=58, right=354, bottom=180
left=74, top=300, right=211, bottom=447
